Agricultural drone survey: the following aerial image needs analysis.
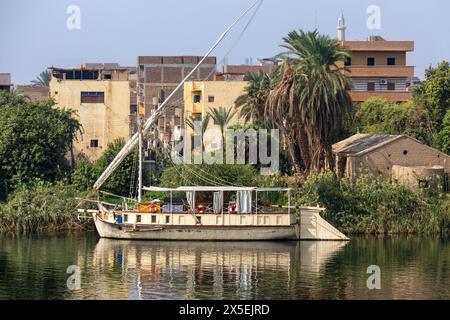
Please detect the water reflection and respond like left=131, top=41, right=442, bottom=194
left=0, top=234, right=448, bottom=300
left=85, top=240, right=347, bottom=300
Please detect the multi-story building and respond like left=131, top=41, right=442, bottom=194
left=337, top=14, right=415, bottom=102
left=183, top=80, right=248, bottom=152
left=137, top=56, right=216, bottom=145
left=0, top=73, right=12, bottom=92
left=49, top=63, right=134, bottom=161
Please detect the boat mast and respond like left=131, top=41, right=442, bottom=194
left=137, top=115, right=143, bottom=203
left=92, top=0, right=262, bottom=191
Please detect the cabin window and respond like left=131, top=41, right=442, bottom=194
left=165, top=216, right=170, bottom=224
left=196, top=216, right=202, bottom=224
left=136, top=215, right=142, bottom=223
left=367, top=57, right=375, bottom=66
left=151, top=215, right=157, bottom=223
left=124, top=214, right=128, bottom=222
left=90, top=139, right=99, bottom=148
left=387, top=83, right=396, bottom=91
left=367, top=83, right=375, bottom=91
left=208, top=95, right=215, bottom=103
left=81, top=91, right=104, bottom=103
left=387, top=57, right=396, bottom=65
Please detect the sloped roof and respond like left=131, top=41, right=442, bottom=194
left=333, top=134, right=402, bottom=156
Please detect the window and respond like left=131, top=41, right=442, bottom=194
left=193, top=94, right=201, bottom=103
left=344, top=57, right=352, bottom=66
left=81, top=91, right=105, bottom=103
left=387, top=83, right=396, bottom=91
left=165, top=216, right=170, bottom=224
left=104, top=73, right=112, bottom=80
left=367, top=83, right=375, bottom=91
left=403, top=150, right=408, bottom=155
left=136, top=215, right=142, bottom=223
left=208, top=95, right=215, bottom=103
left=367, top=57, right=375, bottom=66
left=151, top=215, right=157, bottom=223
left=196, top=216, right=202, bottom=224
left=387, top=57, right=396, bottom=66
left=124, top=214, right=128, bottom=222
left=90, top=139, right=99, bottom=148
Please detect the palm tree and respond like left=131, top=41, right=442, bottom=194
left=267, top=30, right=352, bottom=173
left=31, top=70, right=51, bottom=87
left=235, top=71, right=273, bottom=127
left=208, top=106, right=237, bottom=148
left=185, top=113, right=210, bottom=151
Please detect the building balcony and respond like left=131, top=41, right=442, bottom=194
left=349, top=90, right=413, bottom=103
left=344, top=66, right=414, bottom=78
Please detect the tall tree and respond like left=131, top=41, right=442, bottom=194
left=31, top=69, right=51, bottom=87
left=268, top=30, right=352, bottom=172
left=208, top=106, right=237, bottom=147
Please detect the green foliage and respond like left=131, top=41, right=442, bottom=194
left=352, top=97, right=440, bottom=149
left=31, top=69, right=51, bottom=87
left=72, top=138, right=144, bottom=197
left=0, top=182, right=92, bottom=233
left=160, top=164, right=257, bottom=188
left=438, top=109, right=450, bottom=154
left=294, top=171, right=449, bottom=234
left=0, top=92, right=80, bottom=200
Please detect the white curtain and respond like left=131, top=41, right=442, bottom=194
left=236, top=191, right=252, bottom=214
left=186, top=192, right=195, bottom=211
left=213, top=192, right=223, bottom=214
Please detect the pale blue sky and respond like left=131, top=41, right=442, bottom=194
left=1, top=0, right=449, bottom=84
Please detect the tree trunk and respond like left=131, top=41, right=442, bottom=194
left=281, top=127, right=302, bottom=174
left=297, top=126, right=311, bottom=173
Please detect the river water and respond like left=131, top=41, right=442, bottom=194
left=0, top=233, right=448, bottom=300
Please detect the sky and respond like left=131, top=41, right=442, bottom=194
left=1, top=0, right=449, bottom=84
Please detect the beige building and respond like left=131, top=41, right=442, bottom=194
left=50, top=64, right=132, bottom=161
left=16, top=85, right=49, bottom=101
left=183, top=80, right=247, bottom=151
left=0, top=73, right=12, bottom=92
left=333, top=134, right=450, bottom=189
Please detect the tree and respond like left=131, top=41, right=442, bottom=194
left=438, top=109, right=450, bottom=154
left=208, top=106, right=237, bottom=148
left=31, top=69, right=51, bottom=87
left=235, top=71, right=273, bottom=127
left=266, top=30, right=352, bottom=173
left=0, top=93, right=80, bottom=200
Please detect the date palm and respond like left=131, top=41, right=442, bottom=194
left=31, top=70, right=51, bottom=87
left=283, top=30, right=352, bottom=171
left=208, top=106, right=237, bottom=140
left=185, top=113, right=210, bottom=151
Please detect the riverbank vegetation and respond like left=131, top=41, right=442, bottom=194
left=0, top=30, right=449, bottom=235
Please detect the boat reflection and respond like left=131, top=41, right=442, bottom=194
left=91, top=239, right=347, bottom=299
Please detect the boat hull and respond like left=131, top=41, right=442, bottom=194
left=93, top=215, right=299, bottom=241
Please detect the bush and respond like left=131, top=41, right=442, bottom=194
left=0, top=182, right=93, bottom=233
left=160, top=164, right=257, bottom=187
left=294, top=171, right=449, bottom=234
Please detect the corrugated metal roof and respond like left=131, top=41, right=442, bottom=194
left=333, top=134, right=401, bottom=156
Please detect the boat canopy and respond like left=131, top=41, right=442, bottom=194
left=142, top=186, right=291, bottom=192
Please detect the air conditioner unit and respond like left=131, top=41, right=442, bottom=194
left=380, top=79, right=388, bottom=85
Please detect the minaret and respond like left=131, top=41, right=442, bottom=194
left=337, top=13, right=346, bottom=42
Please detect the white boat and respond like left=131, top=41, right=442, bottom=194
left=80, top=2, right=349, bottom=242
left=88, top=186, right=348, bottom=241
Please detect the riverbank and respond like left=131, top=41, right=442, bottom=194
left=0, top=172, right=448, bottom=235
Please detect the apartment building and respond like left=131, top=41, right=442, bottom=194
left=137, top=56, right=216, bottom=144
left=50, top=63, right=133, bottom=161
left=184, top=80, right=248, bottom=152
left=214, top=64, right=274, bottom=81
left=337, top=14, right=415, bottom=102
